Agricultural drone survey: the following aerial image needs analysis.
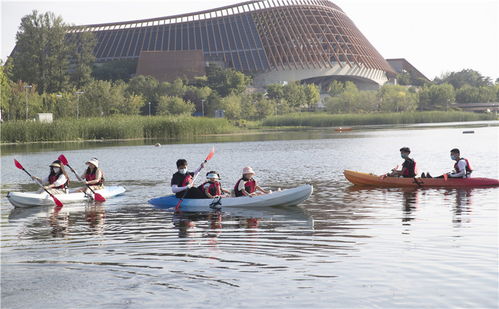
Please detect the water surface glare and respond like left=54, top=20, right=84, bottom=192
left=1, top=124, right=498, bottom=308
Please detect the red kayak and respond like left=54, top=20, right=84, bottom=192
left=344, top=170, right=499, bottom=188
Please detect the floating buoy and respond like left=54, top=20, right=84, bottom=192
left=335, top=127, right=353, bottom=132
left=462, top=130, right=475, bottom=134
left=154, top=143, right=161, bottom=147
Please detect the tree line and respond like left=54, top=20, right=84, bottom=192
left=1, top=10, right=498, bottom=122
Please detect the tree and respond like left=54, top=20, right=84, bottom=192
left=266, top=84, right=285, bottom=100
left=418, top=83, right=455, bottom=110
left=92, top=59, right=138, bottom=82
left=69, top=31, right=96, bottom=89
left=435, top=69, right=492, bottom=89
left=218, top=94, right=242, bottom=120
left=0, top=62, right=12, bottom=120
left=183, top=86, right=212, bottom=115
left=378, top=85, right=418, bottom=112
left=11, top=11, right=71, bottom=93
left=126, top=75, right=159, bottom=114
left=206, top=64, right=251, bottom=97
left=303, top=84, right=320, bottom=111
left=283, top=82, right=306, bottom=111
left=327, top=80, right=345, bottom=96
left=157, top=96, right=195, bottom=116
left=324, top=82, right=360, bottom=113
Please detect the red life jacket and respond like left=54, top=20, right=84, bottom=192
left=85, top=168, right=104, bottom=185
left=454, top=158, right=473, bottom=176
left=199, top=181, right=222, bottom=196
left=181, top=173, right=192, bottom=187
left=234, top=178, right=256, bottom=197
left=402, top=159, right=417, bottom=177
left=48, top=174, right=68, bottom=189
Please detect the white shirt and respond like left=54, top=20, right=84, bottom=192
left=449, top=159, right=468, bottom=178
left=42, top=174, right=68, bottom=187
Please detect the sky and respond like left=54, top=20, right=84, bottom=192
left=1, top=0, right=498, bottom=80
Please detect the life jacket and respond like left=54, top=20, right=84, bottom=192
left=180, top=173, right=192, bottom=187
left=85, top=168, right=105, bottom=185
left=199, top=181, right=222, bottom=196
left=454, top=158, right=473, bottom=176
left=48, top=173, right=69, bottom=189
left=402, top=159, right=417, bottom=178
left=234, top=178, right=256, bottom=197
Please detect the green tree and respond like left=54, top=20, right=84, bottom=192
left=92, top=59, right=138, bottom=82
left=327, top=80, right=345, bottom=96
left=11, top=11, right=70, bottom=93
left=218, top=94, right=242, bottom=120
left=0, top=62, right=12, bottom=120
left=127, top=75, right=159, bottom=114
left=378, top=85, right=418, bottom=112
left=324, top=81, right=359, bottom=113
left=435, top=69, right=492, bottom=89
left=418, top=83, right=455, bottom=110
left=69, top=31, right=96, bottom=89
left=206, top=64, right=251, bottom=97
left=283, top=82, right=306, bottom=111
left=303, top=83, right=320, bottom=111
left=254, top=97, right=275, bottom=120
left=184, top=86, right=212, bottom=115
left=157, top=96, right=194, bottom=116
left=266, top=84, right=285, bottom=100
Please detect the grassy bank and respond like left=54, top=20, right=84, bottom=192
left=1, top=116, right=236, bottom=143
left=262, top=111, right=497, bottom=127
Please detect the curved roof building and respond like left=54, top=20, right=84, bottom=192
left=69, top=0, right=395, bottom=87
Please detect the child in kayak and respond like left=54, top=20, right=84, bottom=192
left=234, top=167, right=269, bottom=197
left=31, top=160, right=69, bottom=194
left=199, top=171, right=231, bottom=198
left=387, top=147, right=417, bottom=178
left=434, top=148, right=473, bottom=179
left=171, top=159, right=205, bottom=199
left=76, top=158, right=105, bottom=193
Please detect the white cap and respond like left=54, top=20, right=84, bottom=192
left=86, top=158, right=99, bottom=168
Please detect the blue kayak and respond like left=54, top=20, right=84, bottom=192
left=149, top=184, right=313, bottom=212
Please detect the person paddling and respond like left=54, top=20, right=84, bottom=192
left=387, top=147, right=417, bottom=178
left=199, top=171, right=231, bottom=198
left=76, top=158, right=104, bottom=193
left=31, top=160, right=69, bottom=194
left=171, top=159, right=205, bottom=199
left=434, top=148, right=473, bottom=179
left=234, top=167, right=268, bottom=197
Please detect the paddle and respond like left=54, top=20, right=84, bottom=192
left=14, top=159, right=64, bottom=207
left=175, top=147, right=215, bottom=212
left=58, top=154, right=106, bottom=202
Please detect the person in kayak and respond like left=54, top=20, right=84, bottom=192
left=31, top=160, right=69, bottom=194
left=76, top=158, right=105, bottom=192
left=434, top=148, right=473, bottom=178
left=234, top=167, right=269, bottom=197
left=387, top=147, right=417, bottom=178
left=199, top=171, right=231, bottom=198
left=171, top=159, right=205, bottom=199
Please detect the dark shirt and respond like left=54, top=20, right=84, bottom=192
left=171, top=172, right=194, bottom=198
left=402, top=159, right=416, bottom=178
left=170, top=171, right=204, bottom=199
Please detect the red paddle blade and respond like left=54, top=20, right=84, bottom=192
left=58, top=154, right=68, bottom=165
left=205, top=147, right=215, bottom=162
left=52, top=195, right=64, bottom=207
left=93, top=193, right=106, bottom=202
left=14, top=159, right=24, bottom=170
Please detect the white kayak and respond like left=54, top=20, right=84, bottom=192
left=148, top=184, right=313, bottom=212
left=7, top=186, right=126, bottom=208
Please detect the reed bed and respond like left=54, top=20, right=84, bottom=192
left=1, top=116, right=235, bottom=143
left=262, top=111, right=497, bottom=127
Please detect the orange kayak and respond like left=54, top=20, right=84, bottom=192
left=343, top=170, right=499, bottom=188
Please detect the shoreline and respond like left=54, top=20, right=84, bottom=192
left=2, top=119, right=497, bottom=147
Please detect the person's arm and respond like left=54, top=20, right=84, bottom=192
left=192, top=163, right=205, bottom=180
left=449, top=161, right=466, bottom=178
left=255, top=185, right=268, bottom=194
left=172, top=184, right=191, bottom=193
left=204, top=185, right=213, bottom=198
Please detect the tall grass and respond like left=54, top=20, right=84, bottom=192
left=1, top=116, right=236, bottom=143
left=262, top=111, right=497, bottom=127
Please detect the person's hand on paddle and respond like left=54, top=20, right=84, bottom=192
left=31, top=176, right=40, bottom=181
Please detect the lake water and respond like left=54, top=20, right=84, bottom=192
left=1, top=122, right=498, bottom=308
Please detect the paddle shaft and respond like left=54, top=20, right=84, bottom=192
left=175, top=161, right=206, bottom=211
left=18, top=166, right=63, bottom=207
left=67, top=163, right=100, bottom=196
